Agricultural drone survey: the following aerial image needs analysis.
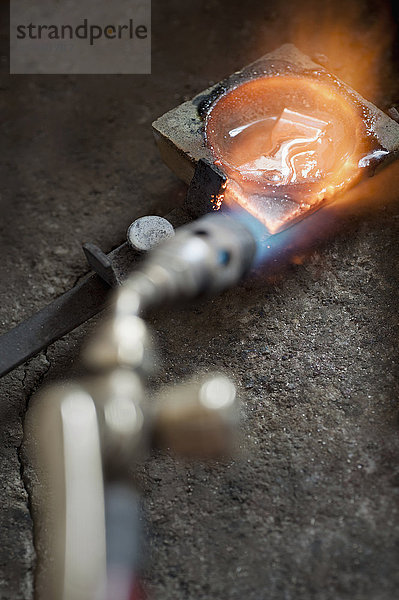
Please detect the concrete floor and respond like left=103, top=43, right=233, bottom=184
left=1, top=0, right=399, bottom=598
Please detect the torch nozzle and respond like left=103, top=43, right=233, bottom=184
left=116, top=212, right=257, bottom=316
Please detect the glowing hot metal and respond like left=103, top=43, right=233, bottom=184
left=153, top=44, right=399, bottom=235
left=205, top=75, right=380, bottom=233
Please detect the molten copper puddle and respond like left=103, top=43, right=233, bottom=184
left=205, top=76, right=379, bottom=233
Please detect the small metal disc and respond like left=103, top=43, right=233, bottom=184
left=127, top=216, right=175, bottom=252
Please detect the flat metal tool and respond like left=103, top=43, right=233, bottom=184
left=0, top=250, right=114, bottom=379
left=0, top=209, right=191, bottom=379
left=0, top=161, right=221, bottom=379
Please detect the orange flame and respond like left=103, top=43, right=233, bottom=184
left=205, top=1, right=398, bottom=234
left=211, top=180, right=227, bottom=211
left=283, top=0, right=396, bottom=104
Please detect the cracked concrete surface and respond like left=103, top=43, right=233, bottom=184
left=1, top=0, right=399, bottom=598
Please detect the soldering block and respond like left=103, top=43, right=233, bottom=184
left=152, top=44, right=399, bottom=187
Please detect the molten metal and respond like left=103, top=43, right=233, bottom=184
left=206, top=75, right=376, bottom=233
left=152, top=44, right=399, bottom=235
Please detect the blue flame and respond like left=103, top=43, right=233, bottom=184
left=223, top=206, right=299, bottom=267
